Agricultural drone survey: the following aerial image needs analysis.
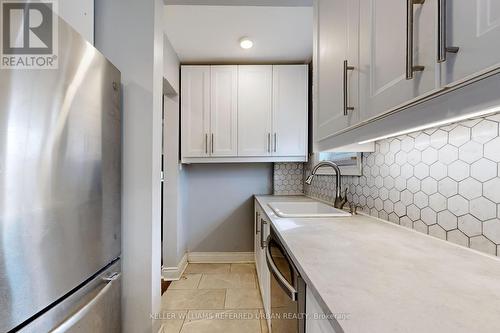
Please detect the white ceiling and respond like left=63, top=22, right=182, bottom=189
left=164, top=5, right=313, bottom=63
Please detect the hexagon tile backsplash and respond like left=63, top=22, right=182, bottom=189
left=276, top=113, right=500, bottom=257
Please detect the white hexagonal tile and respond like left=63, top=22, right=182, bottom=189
left=469, top=235, right=497, bottom=255
left=421, top=177, right=438, bottom=195
left=449, top=125, right=471, bottom=147
left=379, top=210, right=389, bottom=220
left=378, top=141, right=390, bottom=154
left=400, top=190, right=413, bottom=206
left=438, top=145, right=459, bottom=165
left=407, top=177, right=421, bottom=193
left=388, top=212, right=399, bottom=224
left=384, top=153, right=395, bottom=165
left=437, top=211, right=458, bottom=230
left=458, top=178, right=482, bottom=200
left=421, top=207, right=437, bottom=225
left=384, top=200, right=394, bottom=212
left=400, top=164, right=414, bottom=179
left=379, top=188, right=389, bottom=200
left=414, top=133, right=430, bottom=150
left=395, top=151, right=408, bottom=165
left=389, top=188, right=400, bottom=203
left=470, top=158, right=497, bottom=182
left=429, top=193, right=447, bottom=212
left=483, top=219, right=500, bottom=244
left=430, top=130, right=448, bottom=149
left=458, top=141, right=483, bottom=163
left=413, top=220, right=428, bottom=234
left=458, top=214, right=482, bottom=237
left=414, top=191, right=429, bottom=209
left=400, top=216, right=413, bottom=228
left=438, top=177, right=458, bottom=197
left=471, top=120, right=498, bottom=144
left=448, top=195, right=469, bottom=216
left=390, top=139, right=401, bottom=152
left=375, top=154, right=385, bottom=166
left=414, top=163, right=429, bottom=180
left=366, top=154, right=375, bottom=167
left=394, top=201, right=406, bottom=216
left=429, top=224, right=446, bottom=240
left=366, top=197, right=374, bottom=208
left=383, top=176, right=395, bottom=189
left=374, top=198, right=383, bottom=211
left=407, top=204, right=421, bottom=221
left=447, top=230, right=469, bottom=247
left=407, top=150, right=422, bottom=166
left=470, top=197, right=497, bottom=220
left=448, top=160, right=470, bottom=181
left=429, top=162, right=447, bottom=180
left=484, top=178, right=500, bottom=203
left=401, top=137, right=415, bottom=152
left=375, top=175, right=383, bottom=187
left=484, top=137, right=500, bottom=162
left=390, top=164, right=401, bottom=178
left=422, top=147, right=438, bottom=165
left=395, top=177, right=407, bottom=191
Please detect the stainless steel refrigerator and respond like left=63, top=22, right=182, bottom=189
left=0, top=12, right=122, bottom=333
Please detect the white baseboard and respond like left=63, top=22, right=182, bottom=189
left=187, top=252, right=255, bottom=264
left=162, top=252, right=188, bottom=281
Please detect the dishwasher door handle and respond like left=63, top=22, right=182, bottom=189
left=265, top=239, right=298, bottom=301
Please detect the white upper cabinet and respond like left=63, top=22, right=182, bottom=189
left=272, top=65, right=308, bottom=157
left=359, top=0, right=438, bottom=120
left=315, top=0, right=359, bottom=141
left=181, top=66, right=211, bottom=158
left=210, top=66, right=238, bottom=156
left=237, top=65, right=273, bottom=157
left=441, top=0, right=500, bottom=85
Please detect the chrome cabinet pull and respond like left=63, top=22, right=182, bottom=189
left=437, top=0, right=459, bottom=63
left=343, top=60, right=355, bottom=115
left=267, top=133, right=271, bottom=153
left=211, top=133, right=214, bottom=154
left=205, top=133, right=208, bottom=154
left=406, top=0, right=425, bottom=79
left=255, top=211, right=260, bottom=235
left=260, top=218, right=268, bottom=249
left=273, top=133, right=277, bottom=152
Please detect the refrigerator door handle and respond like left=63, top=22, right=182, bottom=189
left=50, top=273, right=121, bottom=333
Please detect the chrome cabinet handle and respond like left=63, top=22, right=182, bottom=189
left=343, top=60, right=355, bottom=115
left=260, top=218, right=267, bottom=249
left=205, top=133, right=208, bottom=154
left=265, top=240, right=297, bottom=301
left=255, top=211, right=260, bottom=235
left=437, top=0, right=459, bottom=63
left=211, top=133, right=214, bottom=154
left=273, top=133, right=277, bottom=152
left=406, top=0, right=425, bottom=79
left=267, top=133, right=271, bottom=153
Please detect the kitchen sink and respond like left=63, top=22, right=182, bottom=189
left=268, top=201, right=351, bottom=218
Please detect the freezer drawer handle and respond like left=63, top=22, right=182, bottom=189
left=50, top=272, right=121, bottom=333
left=265, top=239, right=298, bottom=301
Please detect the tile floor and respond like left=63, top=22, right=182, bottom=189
left=159, top=263, right=268, bottom=333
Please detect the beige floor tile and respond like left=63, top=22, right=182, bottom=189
left=198, top=273, right=256, bottom=289
left=180, top=309, right=261, bottom=333
left=162, top=289, right=225, bottom=310
left=169, top=274, right=202, bottom=290
left=230, top=263, right=256, bottom=274
left=184, top=263, right=230, bottom=274
left=225, top=288, right=263, bottom=309
left=160, top=310, right=187, bottom=333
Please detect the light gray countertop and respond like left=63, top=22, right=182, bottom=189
left=255, top=195, right=500, bottom=333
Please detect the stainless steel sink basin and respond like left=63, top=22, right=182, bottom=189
left=268, top=201, right=351, bottom=218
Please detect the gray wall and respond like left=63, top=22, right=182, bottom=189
left=184, top=163, right=273, bottom=252
left=95, top=0, right=164, bottom=332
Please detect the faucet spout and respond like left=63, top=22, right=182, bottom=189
left=305, top=161, right=346, bottom=209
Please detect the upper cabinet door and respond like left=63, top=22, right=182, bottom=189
left=181, top=66, right=211, bottom=157
left=442, top=0, right=500, bottom=85
left=315, top=0, right=359, bottom=141
left=238, top=66, right=273, bottom=156
left=272, top=65, right=308, bottom=156
left=210, top=66, right=238, bottom=156
left=359, top=0, right=438, bottom=120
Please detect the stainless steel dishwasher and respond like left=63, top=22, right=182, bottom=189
left=266, top=227, right=306, bottom=333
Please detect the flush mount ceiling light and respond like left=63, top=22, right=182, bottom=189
left=239, top=37, right=253, bottom=49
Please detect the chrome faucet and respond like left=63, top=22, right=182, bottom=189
left=305, top=161, right=348, bottom=209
